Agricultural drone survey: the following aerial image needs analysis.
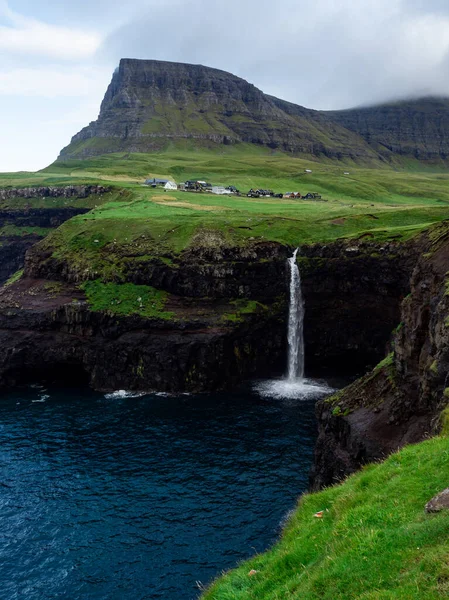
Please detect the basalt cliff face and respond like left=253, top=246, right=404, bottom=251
left=59, top=59, right=378, bottom=161
left=0, top=242, right=289, bottom=392
left=326, top=97, right=449, bottom=162
left=0, top=228, right=415, bottom=393
left=311, top=223, right=449, bottom=489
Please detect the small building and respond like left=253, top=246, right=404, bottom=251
left=344, top=172, right=350, bottom=175
left=145, top=178, right=169, bottom=187
left=305, top=169, right=312, bottom=173
left=164, top=181, right=178, bottom=191
left=212, top=186, right=232, bottom=195
left=304, top=192, right=322, bottom=200
left=283, top=192, right=301, bottom=199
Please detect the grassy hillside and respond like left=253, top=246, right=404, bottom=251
left=42, top=146, right=449, bottom=206
left=1, top=147, right=448, bottom=283
left=202, top=434, right=449, bottom=600
left=0, top=146, right=449, bottom=287
left=33, top=182, right=449, bottom=284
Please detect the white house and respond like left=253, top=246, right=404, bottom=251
left=212, top=186, right=232, bottom=195
left=164, top=181, right=178, bottom=190
left=305, top=169, right=312, bottom=173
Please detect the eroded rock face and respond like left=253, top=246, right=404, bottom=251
left=0, top=185, right=109, bottom=200
left=311, top=224, right=449, bottom=489
left=299, top=240, right=417, bottom=375
left=0, top=206, right=95, bottom=285
left=326, top=98, right=449, bottom=161
left=0, top=278, right=285, bottom=393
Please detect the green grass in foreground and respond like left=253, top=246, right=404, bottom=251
left=80, top=280, right=174, bottom=319
left=202, top=435, right=449, bottom=600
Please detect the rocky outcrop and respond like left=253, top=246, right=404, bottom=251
left=59, top=59, right=378, bottom=161
left=0, top=185, right=109, bottom=200
left=0, top=207, right=90, bottom=229
left=298, top=240, right=417, bottom=375
left=325, top=97, right=449, bottom=161
left=311, top=223, right=449, bottom=489
left=425, top=488, right=449, bottom=513
left=0, top=236, right=41, bottom=285
left=0, top=207, right=93, bottom=285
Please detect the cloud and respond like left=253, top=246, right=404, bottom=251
left=98, top=0, right=449, bottom=109
left=0, top=1, right=101, bottom=60
left=4, top=0, right=449, bottom=172
left=0, top=66, right=110, bottom=97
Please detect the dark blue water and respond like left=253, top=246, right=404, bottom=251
left=0, top=383, right=320, bottom=600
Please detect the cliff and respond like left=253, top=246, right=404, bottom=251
left=0, top=185, right=112, bottom=285
left=59, top=59, right=378, bottom=161
left=311, top=222, right=449, bottom=489
left=325, top=97, right=449, bottom=161
left=0, top=242, right=289, bottom=392
left=0, top=223, right=416, bottom=393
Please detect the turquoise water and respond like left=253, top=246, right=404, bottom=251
left=0, top=383, right=321, bottom=599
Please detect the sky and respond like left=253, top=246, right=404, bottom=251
left=2, top=0, right=449, bottom=172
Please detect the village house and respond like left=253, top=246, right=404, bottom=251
left=145, top=178, right=169, bottom=187
left=164, top=181, right=178, bottom=190
left=211, top=186, right=233, bottom=195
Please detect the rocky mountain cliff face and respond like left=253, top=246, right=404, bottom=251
left=59, top=59, right=449, bottom=164
left=311, top=222, right=449, bottom=489
left=59, top=59, right=377, bottom=161
left=325, top=98, right=449, bottom=161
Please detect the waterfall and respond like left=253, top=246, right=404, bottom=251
left=287, top=248, right=305, bottom=380
left=254, top=248, right=334, bottom=399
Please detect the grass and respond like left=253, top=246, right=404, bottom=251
left=221, top=299, right=268, bottom=323
left=202, top=434, right=449, bottom=600
left=4, top=269, right=23, bottom=287
left=31, top=183, right=449, bottom=285
left=80, top=280, right=174, bottom=320
left=3, top=145, right=449, bottom=302
left=0, top=187, right=123, bottom=210
left=0, top=225, right=52, bottom=238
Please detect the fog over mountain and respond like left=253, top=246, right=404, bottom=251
left=3, top=0, right=449, bottom=170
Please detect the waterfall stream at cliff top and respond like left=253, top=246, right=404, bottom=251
left=254, top=249, right=334, bottom=400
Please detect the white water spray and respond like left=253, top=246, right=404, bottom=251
left=287, top=248, right=305, bottom=380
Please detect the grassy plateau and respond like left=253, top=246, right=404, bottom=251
left=1, top=145, right=444, bottom=270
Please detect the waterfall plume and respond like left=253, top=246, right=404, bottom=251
left=287, top=248, right=305, bottom=380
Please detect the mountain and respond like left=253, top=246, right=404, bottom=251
left=325, top=97, right=449, bottom=161
left=59, top=59, right=378, bottom=161
left=59, top=59, right=449, bottom=164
